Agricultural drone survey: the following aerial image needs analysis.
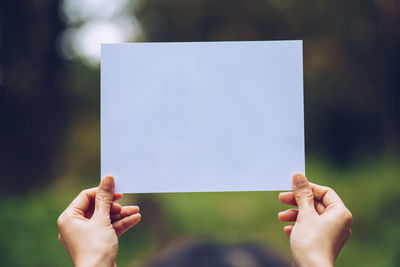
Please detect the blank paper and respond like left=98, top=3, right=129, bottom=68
left=101, top=41, right=304, bottom=193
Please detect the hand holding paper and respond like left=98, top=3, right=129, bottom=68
left=57, top=177, right=141, bottom=267
left=58, top=41, right=352, bottom=267
left=56, top=174, right=352, bottom=267
left=278, top=173, right=353, bottom=267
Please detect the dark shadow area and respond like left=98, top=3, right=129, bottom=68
left=146, top=241, right=289, bottom=267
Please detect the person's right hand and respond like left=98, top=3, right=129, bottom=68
left=278, top=173, right=352, bottom=267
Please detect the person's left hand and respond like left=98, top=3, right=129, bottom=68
left=57, top=176, right=141, bottom=267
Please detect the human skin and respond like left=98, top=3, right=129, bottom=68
left=278, top=173, right=353, bottom=267
left=57, top=176, right=141, bottom=267
left=58, top=173, right=351, bottom=267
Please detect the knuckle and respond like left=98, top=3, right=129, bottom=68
left=340, top=208, right=353, bottom=224
left=326, top=187, right=338, bottom=198
left=327, top=187, right=335, bottom=194
left=318, top=184, right=332, bottom=192
left=345, top=211, right=353, bottom=224
left=57, top=213, right=67, bottom=229
left=57, top=210, right=74, bottom=229
left=77, top=190, right=89, bottom=200
left=296, top=190, right=313, bottom=200
left=80, top=189, right=89, bottom=196
left=96, top=191, right=112, bottom=204
left=104, top=214, right=111, bottom=222
left=330, top=189, right=341, bottom=199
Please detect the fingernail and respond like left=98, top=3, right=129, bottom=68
left=102, top=176, right=114, bottom=191
left=293, top=173, right=307, bottom=187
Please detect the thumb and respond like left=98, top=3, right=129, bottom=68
left=93, top=176, right=115, bottom=223
left=292, top=173, right=315, bottom=212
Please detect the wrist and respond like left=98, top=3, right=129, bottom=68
left=75, top=254, right=115, bottom=267
left=293, top=252, right=334, bottom=267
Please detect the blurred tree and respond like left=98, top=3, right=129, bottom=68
left=134, top=0, right=400, bottom=165
left=0, top=0, right=68, bottom=192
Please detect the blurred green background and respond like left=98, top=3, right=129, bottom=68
left=1, top=0, right=400, bottom=266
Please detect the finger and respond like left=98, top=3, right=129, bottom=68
left=67, top=187, right=98, bottom=215
left=292, top=173, right=315, bottom=212
left=111, top=203, right=122, bottom=215
left=315, top=201, right=326, bottom=214
left=68, top=187, right=122, bottom=214
left=279, top=191, right=328, bottom=214
left=283, top=225, right=293, bottom=237
left=279, top=192, right=297, bottom=206
left=82, top=193, right=122, bottom=219
left=114, top=193, right=123, bottom=201
left=278, top=209, right=298, bottom=222
left=111, top=206, right=140, bottom=222
left=113, top=213, right=141, bottom=237
left=310, top=183, right=345, bottom=207
left=93, top=176, right=115, bottom=222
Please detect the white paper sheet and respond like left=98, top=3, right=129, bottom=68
left=101, top=40, right=304, bottom=193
